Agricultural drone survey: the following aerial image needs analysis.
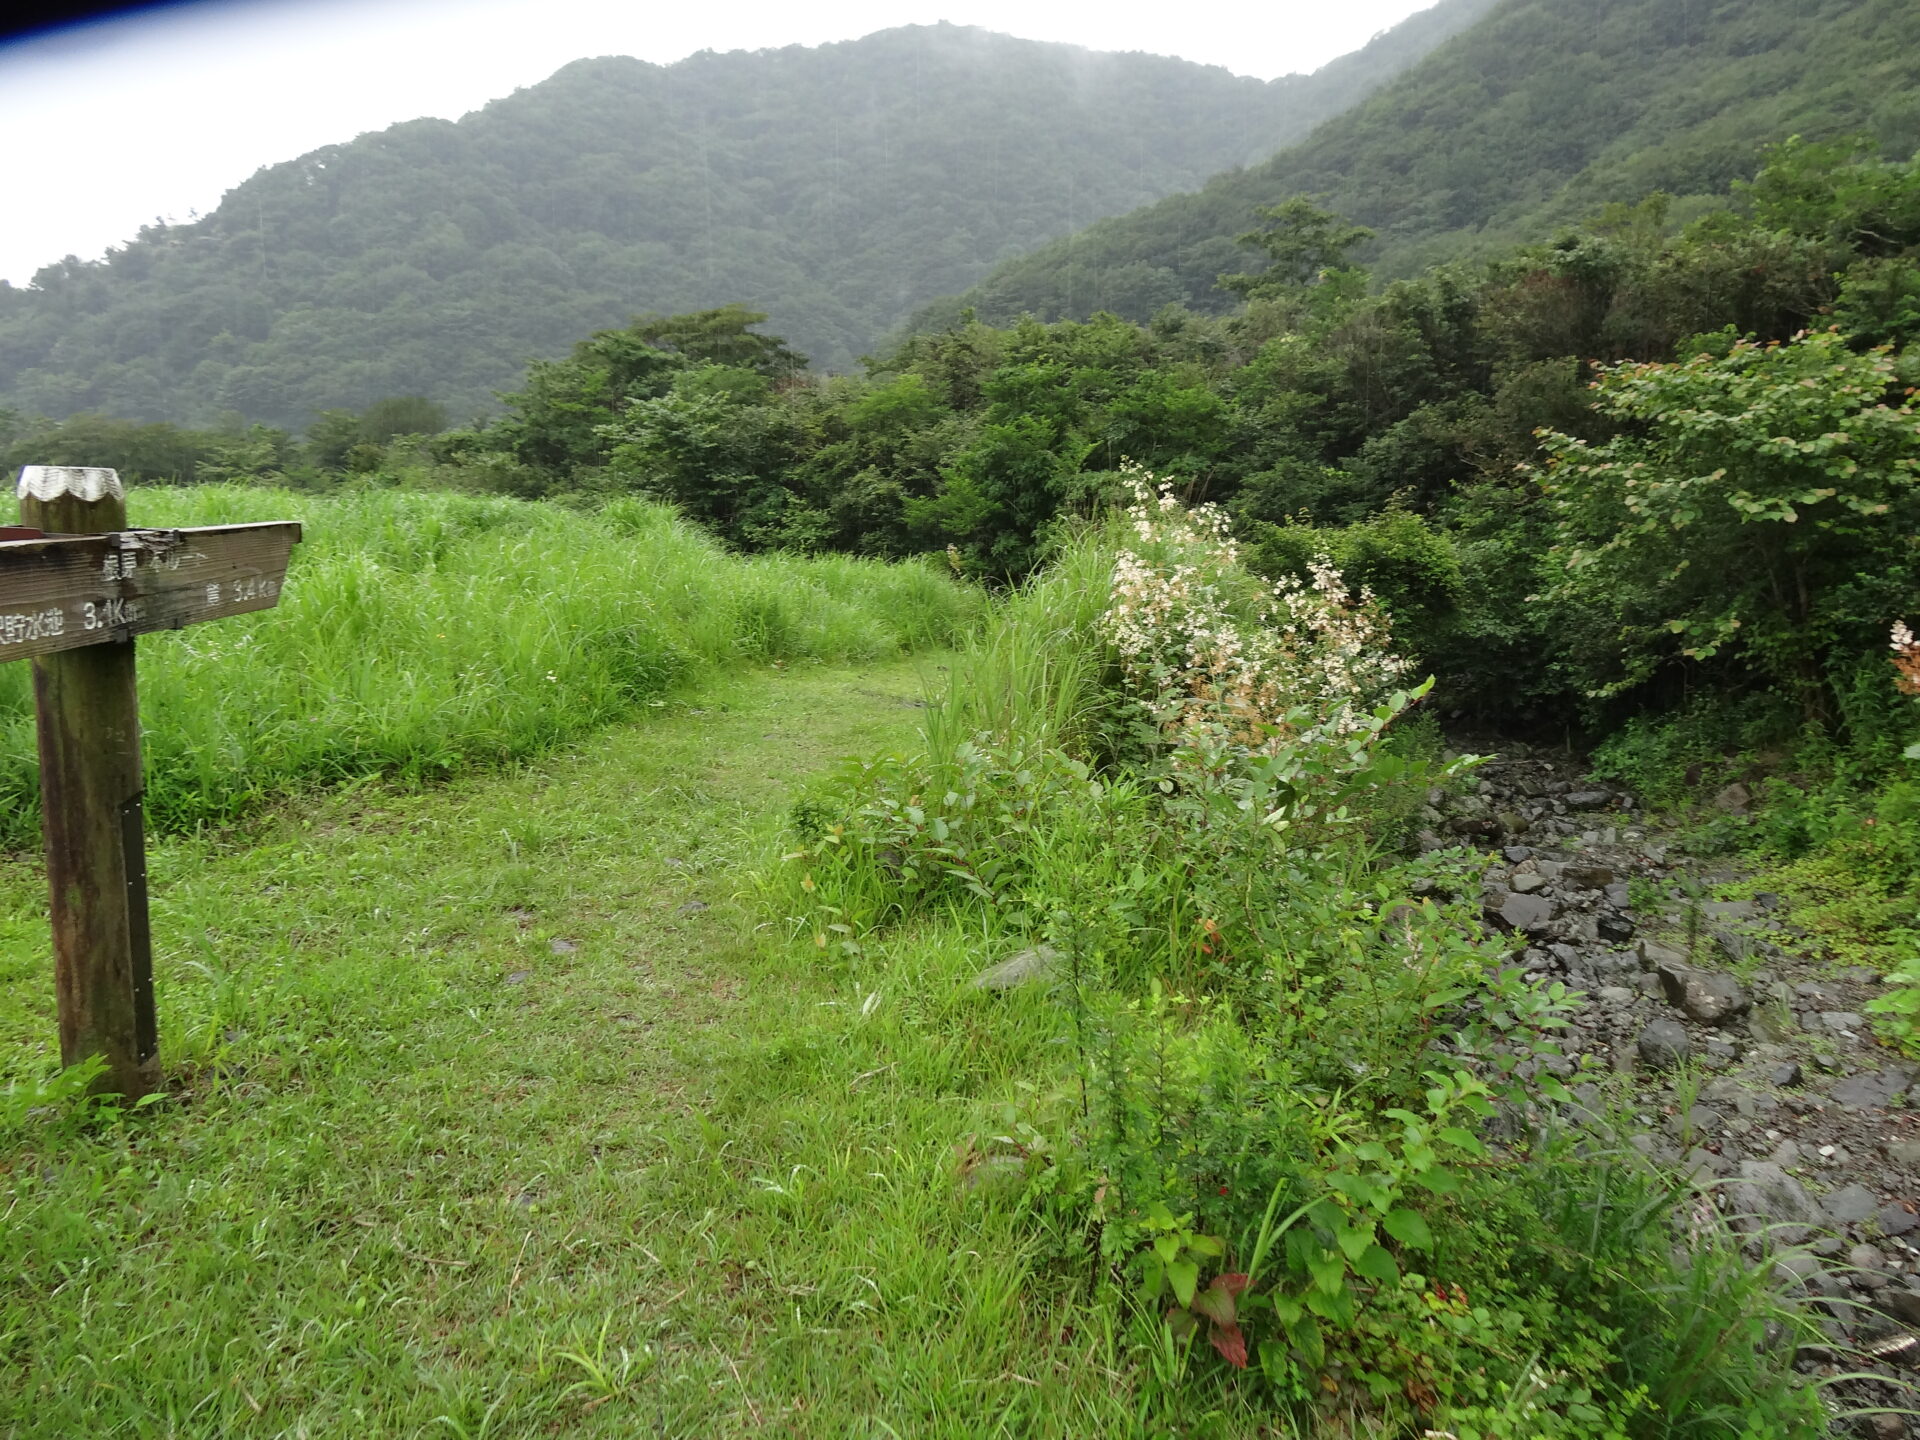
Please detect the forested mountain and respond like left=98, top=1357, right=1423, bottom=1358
left=929, top=0, right=1920, bottom=329
left=0, top=7, right=1496, bottom=428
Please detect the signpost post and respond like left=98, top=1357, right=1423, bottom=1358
left=3, top=466, right=300, bottom=1099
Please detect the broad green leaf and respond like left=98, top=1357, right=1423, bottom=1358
left=1383, top=1208, right=1434, bottom=1251
left=1353, top=1244, right=1400, bottom=1285
left=1168, top=1259, right=1199, bottom=1309
left=1307, top=1251, right=1345, bottom=1295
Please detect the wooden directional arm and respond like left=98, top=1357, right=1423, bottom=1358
left=0, top=522, right=302, bottom=664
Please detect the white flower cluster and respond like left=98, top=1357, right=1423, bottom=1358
left=1100, top=467, right=1408, bottom=748
left=1894, top=619, right=1920, bottom=697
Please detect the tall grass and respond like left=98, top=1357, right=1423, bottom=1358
left=920, top=522, right=1120, bottom=769
left=0, top=486, right=982, bottom=844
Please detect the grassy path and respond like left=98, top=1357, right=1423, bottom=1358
left=1, top=658, right=1129, bottom=1438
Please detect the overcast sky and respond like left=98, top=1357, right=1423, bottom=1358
left=0, top=0, right=1436, bottom=287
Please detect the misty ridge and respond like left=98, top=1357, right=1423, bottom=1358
left=0, top=4, right=1494, bottom=428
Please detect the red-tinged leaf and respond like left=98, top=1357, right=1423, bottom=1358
left=1192, top=1275, right=1240, bottom=1326
left=1209, top=1321, right=1249, bottom=1369
left=1217, top=1272, right=1249, bottom=1296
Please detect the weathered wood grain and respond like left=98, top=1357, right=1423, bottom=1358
left=0, top=522, right=301, bottom=665
left=18, top=482, right=159, bottom=1097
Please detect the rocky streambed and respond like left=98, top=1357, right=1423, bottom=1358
left=1419, top=744, right=1918, bottom=1434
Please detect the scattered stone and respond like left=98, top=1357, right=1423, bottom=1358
left=1598, top=913, right=1637, bottom=942
left=1656, top=964, right=1751, bottom=1025
left=1819, top=1011, right=1867, bottom=1037
left=1768, top=1062, right=1803, bottom=1088
left=505, top=970, right=532, bottom=985
left=972, top=945, right=1061, bottom=990
left=1891, top=1139, right=1920, bottom=1167
left=1598, top=985, right=1636, bottom=1007
left=1702, top=899, right=1757, bottom=922
left=1637, top=1019, right=1692, bottom=1071
left=1831, top=1069, right=1918, bottom=1110
left=1503, top=845, right=1533, bottom=863
left=549, top=936, right=579, bottom=954
left=1496, top=891, right=1555, bottom=935
left=1638, top=939, right=1688, bottom=971
left=1564, top=790, right=1612, bottom=809
left=1604, top=881, right=1631, bottom=908
left=1510, top=871, right=1549, bottom=895
left=1712, top=781, right=1752, bottom=814
left=1877, top=1203, right=1918, bottom=1238
left=1753, top=891, right=1782, bottom=911
left=1563, top=864, right=1615, bottom=890
left=1881, top=1287, right=1920, bottom=1327
left=1824, top=1183, right=1882, bottom=1226
left=1848, top=1243, right=1890, bottom=1289
left=1724, top=1161, right=1822, bottom=1244
left=675, top=900, right=709, bottom=916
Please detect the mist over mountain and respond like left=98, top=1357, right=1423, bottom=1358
left=0, top=7, right=1495, bottom=428
left=926, top=0, right=1920, bottom=330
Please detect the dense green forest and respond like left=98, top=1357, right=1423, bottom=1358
left=0, top=6, right=1495, bottom=429
left=58, top=133, right=1912, bottom=749
left=926, top=0, right=1920, bottom=330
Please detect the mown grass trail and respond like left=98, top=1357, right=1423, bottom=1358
left=1, top=657, right=1135, bottom=1438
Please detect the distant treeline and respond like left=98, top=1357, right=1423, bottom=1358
left=10, top=141, right=1920, bottom=753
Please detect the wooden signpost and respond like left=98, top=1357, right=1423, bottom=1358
left=3, top=466, right=300, bottom=1099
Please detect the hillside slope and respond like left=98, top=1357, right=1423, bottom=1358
left=0, top=7, right=1495, bottom=427
left=931, top=0, right=1920, bottom=328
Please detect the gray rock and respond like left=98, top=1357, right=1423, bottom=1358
left=1769, top=1062, right=1803, bottom=1088
left=1598, top=913, right=1637, bottom=943
left=1510, top=871, right=1549, bottom=895
left=1702, top=900, right=1758, bottom=922
left=973, top=945, right=1060, bottom=990
left=1563, top=864, right=1615, bottom=890
left=1657, top=965, right=1751, bottom=1025
left=1416, top=828, right=1448, bottom=853
left=1638, top=1019, right=1692, bottom=1071
left=1497, top=891, right=1555, bottom=935
left=1893, top=1139, right=1920, bottom=1168
left=1819, top=1011, right=1867, bottom=1037
left=1847, top=1243, right=1889, bottom=1289
left=1830, top=1068, right=1918, bottom=1110
left=1564, top=790, right=1612, bottom=810
left=1604, top=882, right=1632, bottom=908
left=1712, top=928, right=1754, bottom=965
left=1881, top=1286, right=1920, bottom=1327
left=1638, top=939, right=1688, bottom=971
left=1503, top=845, right=1533, bottom=863
left=1876, top=1203, right=1918, bottom=1237
left=1712, top=782, right=1752, bottom=814
left=1723, top=1161, right=1822, bottom=1244
left=1823, top=1183, right=1880, bottom=1225
left=1598, top=985, right=1636, bottom=1007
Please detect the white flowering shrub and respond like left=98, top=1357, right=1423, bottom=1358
left=1101, top=467, right=1410, bottom=751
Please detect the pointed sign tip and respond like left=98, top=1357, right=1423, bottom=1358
left=16, top=466, right=124, bottom=504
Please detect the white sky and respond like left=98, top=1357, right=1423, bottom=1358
left=0, top=0, right=1435, bottom=287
